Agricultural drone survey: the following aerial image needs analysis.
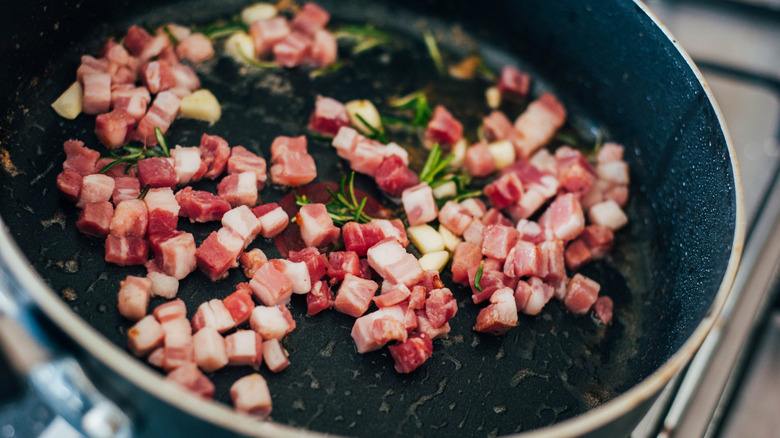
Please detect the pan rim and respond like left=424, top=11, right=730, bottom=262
left=0, top=0, right=746, bottom=436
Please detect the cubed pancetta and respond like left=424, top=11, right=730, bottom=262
left=333, top=273, right=378, bottom=318
left=118, top=275, right=151, bottom=321
left=402, top=183, right=438, bottom=227
left=297, top=203, right=340, bottom=248
left=366, top=238, right=424, bottom=286
left=230, top=374, right=272, bottom=417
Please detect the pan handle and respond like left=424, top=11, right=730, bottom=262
left=0, top=273, right=132, bottom=438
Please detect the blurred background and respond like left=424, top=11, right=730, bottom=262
left=0, top=0, right=778, bottom=437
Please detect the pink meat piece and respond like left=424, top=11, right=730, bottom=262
left=350, top=306, right=406, bottom=353
left=342, top=219, right=408, bottom=256
left=564, top=273, right=601, bottom=314
left=112, top=177, right=141, bottom=206
left=111, top=87, right=151, bottom=122
left=515, top=219, right=546, bottom=244
left=170, top=63, right=201, bottom=93
left=153, top=298, right=187, bottom=323
left=141, top=60, right=175, bottom=94
left=103, top=40, right=131, bottom=66
left=222, top=286, right=255, bottom=325
left=269, top=151, right=317, bottom=187
left=373, top=283, right=411, bottom=308
left=327, top=251, right=361, bottom=285
left=270, top=135, right=307, bottom=162
left=451, top=241, right=482, bottom=285
left=262, top=339, right=290, bottom=373
left=564, top=239, right=592, bottom=271
left=76, top=55, right=110, bottom=83
left=308, top=95, right=350, bottom=136
left=170, top=146, right=202, bottom=185
left=82, top=73, right=112, bottom=115
left=192, top=299, right=235, bottom=334
left=175, top=187, right=231, bottom=223
left=127, top=315, right=164, bottom=357
left=117, top=275, right=151, bottom=321
left=580, top=225, right=614, bottom=258
left=112, top=66, right=137, bottom=86
left=250, top=305, right=293, bottom=339
left=414, top=310, right=449, bottom=339
left=76, top=201, right=114, bottom=238
left=409, top=286, right=426, bottom=310
left=144, top=187, right=180, bottom=216
left=225, top=330, right=263, bottom=370
left=147, top=209, right=178, bottom=238
left=230, top=374, right=272, bottom=417
left=462, top=219, right=485, bottom=245
left=557, top=147, right=597, bottom=195
left=62, top=139, right=99, bottom=176
left=292, top=2, right=330, bottom=36
left=137, top=157, right=177, bottom=189
left=424, top=288, right=457, bottom=329
left=481, top=224, right=519, bottom=261
left=271, top=259, right=311, bottom=294
left=424, top=105, right=463, bottom=147
left=483, top=172, right=523, bottom=210
left=388, top=333, right=433, bottom=374
left=474, top=287, right=518, bottom=335
left=175, top=33, right=214, bottom=63
left=110, top=199, right=148, bottom=237
left=306, top=280, right=333, bottom=315
left=150, top=231, right=197, bottom=280
left=482, top=111, right=514, bottom=142
left=334, top=274, right=379, bottom=318
left=520, top=277, right=554, bottom=315
left=138, top=34, right=172, bottom=62
left=57, top=169, right=82, bottom=202
left=95, top=109, right=135, bottom=149
left=438, top=201, right=474, bottom=236
left=161, top=318, right=194, bottom=371
left=465, top=142, right=496, bottom=177
left=309, top=29, right=337, bottom=67
left=192, top=327, right=228, bottom=373
left=222, top=205, right=263, bottom=246
left=195, top=228, right=244, bottom=281
left=250, top=261, right=293, bottom=306
left=296, top=203, right=340, bottom=248
left=77, top=174, right=115, bottom=208
left=195, top=134, right=230, bottom=180
left=217, top=172, right=258, bottom=207
left=332, top=126, right=359, bottom=160
left=250, top=17, right=291, bottom=56
left=402, top=183, right=438, bottom=226
left=497, top=66, right=530, bottom=98
left=481, top=208, right=513, bottom=227
left=133, top=91, right=181, bottom=145
left=539, top=240, right=566, bottom=283
left=512, top=93, right=566, bottom=159
left=147, top=348, right=165, bottom=368
left=105, top=235, right=149, bottom=266
left=544, top=193, right=585, bottom=242
left=165, top=363, right=214, bottom=399
left=349, top=137, right=387, bottom=177
left=273, top=32, right=311, bottom=68
left=469, top=266, right=515, bottom=304
left=228, top=146, right=267, bottom=188
left=366, top=238, right=424, bottom=286
left=124, top=25, right=153, bottom=56
left=504, top=241, right=543, bottom=278
left=288, top=247, right=328, bottom=284
left=374, top=154, right=420, bottom=198
left=594, top=296, right=614, bottom=324
left=253, top=205, right=289, bottom=238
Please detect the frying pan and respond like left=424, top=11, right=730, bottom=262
left=0, top=0, right=744, bottom=437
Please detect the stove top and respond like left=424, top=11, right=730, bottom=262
left=2, top=1, right=779, bottom=437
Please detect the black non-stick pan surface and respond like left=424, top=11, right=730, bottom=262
left=0, top=0, right=739, bottom=436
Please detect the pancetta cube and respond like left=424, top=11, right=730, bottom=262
left=196, top=133, right=231, bottom=180
left=240, top=248, right=268, bottom=278
left=110, top=199, right=148, bottom=237
left=271, top=259, right=312, bottom=294
left=438, top=201, right=474, bottom=236
left=151, top=232, right=197, bottom=280
left=112, top=177, right=141, bottom=206
left=334, top=274, right=379, bottom=318
left=78, top=174, right=116, bottom=208
left=272, top=32, right=311, bottom=68
left=137, top=157, right=177, bottom=189
left=473, top=287, right=518, bottom=335
left=165, top=363, right=214, bottom=399
left=497, top=66, right=530, bottom=98
left=82, top=73, right=112, bottom=115
left=222, top=286, right=255, bottom=325
left=192, top=299, right=236, bottom=334
left=161, top=317, right=194, bottom=371
left=196, top=228, right=244, bottom=281
left=262, top=338, right=290, bottom=372
left=250, top=261, right=293, bottom=306
left=170, top=146, right=203, bottom=185
left=77, top=201, right=114, bottom=238
left=147, top=271, right=179, bottom=299
left=269, top=151, right=317, bottom=187
left=424, top=288, right=457, bottom=329
left=288, top=247, right=328, bottom=284
left=402, top=183, right=438, bottom=226
left=230, top=374, right=272, bottom=417
left=465, top=143, right=496, bottom=177
left=175, top=187, right=231, bottom=223
left=297, top=203, right=340, bottom=248
left=511, top=93, right=566, bottom=159
left=588, top=200, right=628, bottom=230
left=227, top=146, right=267, bottom=188
left=127, top=315, right=164, bottom=357
left=192, top=327, right=228, bottom=373
left=481, top=224, right=519, bottom=261
left=222, top=205, right=263, bottom=246
left=366, top=238, right=424, bottom=286
left=153, top=298, right=187, bottom=323
left=62, top=139, right=99, bottom=176
left=451, top=241, right=482, bottom=285
left=482, top=111, right=514, bottom=142
left=350, top=306, right=407, bottom=353
left=217, top=171, right=258, bottom=207
left=250, top=17, right=291, bottom=56
left=250, top=305, right=294, bottom=339
left=374, top=154, right=420, bottom=198
left=105, top=235, right=149, bottom=266
left=95, top=110, right=135, bottom=149
left=564, top=273, right=601, bottom=315
left=225, top=330, right=263, bottom=369
left=292, top=2, right=330, bottom=36
left=306, top=280, right=333, bottom=315
left=133, top=91, right=181, bottom=145
left=118, top=275, right=151, bottom=321
left=308, top=95, right=349, bottom=136
left=175, top=33, right=215, bottom=64
left=387, top=333, right=433, bottom=374
left=483, top=172, right=523, bottom=210
left=594, top=296, right=614, bottom=325
left=424, top=105, right=463, bottom=147
left=144, top=187, right=180, bottom=216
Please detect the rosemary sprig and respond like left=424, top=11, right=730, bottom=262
left=238, top=47, right=280, bottom=69
left=422, top=30, right=445, bottom=76
left=137, top=184, right=151, bottom=200
left=474, top=261, right=485, bottom=291
left=294, top=172, right=376, bottom=226
left=198, top=16, right=248, bottom=39
left=333, top=24, right=391, bottom=55
left=309, top=133, right=335, bottom=142
left=354, top=113, right=387, bottom=144
left=310, top=60, right=347, bottom=78
left=99, top=127, right=171, bottom=174
left=419, top=143, right=453, bottom=185
left=420, top=144, right=480, bottom=204
left=389, top=91, right=433, bottom=128
left=162, top=25, right=179, bottom=45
